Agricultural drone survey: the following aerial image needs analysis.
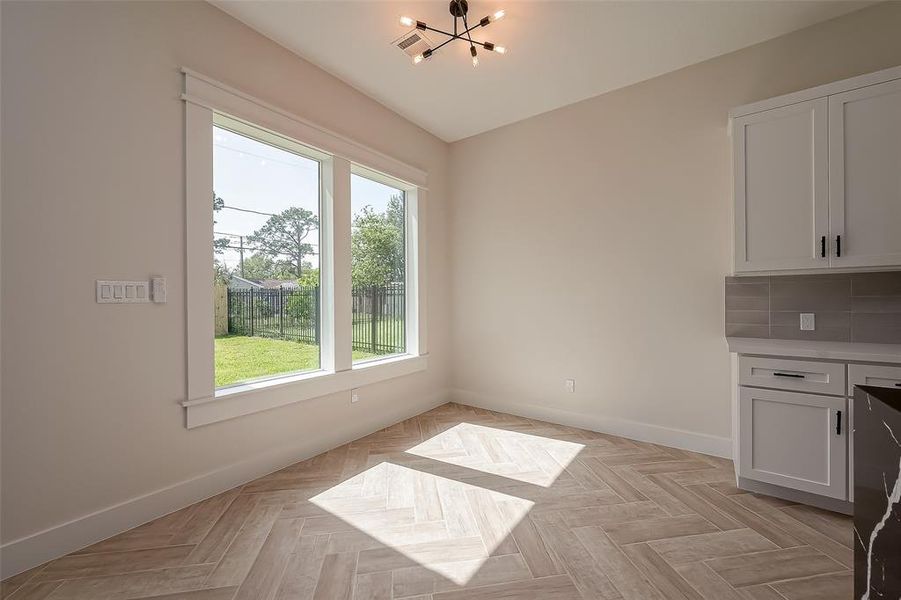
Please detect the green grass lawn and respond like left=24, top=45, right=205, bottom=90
left=215, top=335, right=381, bottom=388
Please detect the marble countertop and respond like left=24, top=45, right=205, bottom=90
left=726, top=337, right=901, bottom=364
left=859, top=385, right=901, bottom=410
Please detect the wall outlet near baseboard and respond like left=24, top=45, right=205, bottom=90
left=351, top=390, right=360, bottom=403
left=565, top=379, right=575, bottom=393
left=800, top=313, right=815, bottom=331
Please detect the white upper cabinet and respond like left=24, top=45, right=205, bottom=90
left=828, top=78, right=901, bottom=268
left=731, top=66, right=901, bottom=274
left=733, top=100, right=829, bottom=272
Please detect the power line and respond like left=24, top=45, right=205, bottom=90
left=221, top=205, right=278, bottom=217
left=219, top=244, right=319, bottom=256
left=213, top=142, right=316, bottom=170
left=215, top=231, right=318, bottom=246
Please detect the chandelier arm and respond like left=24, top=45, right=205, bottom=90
left=461, top=18, right=487, bottom=38
left=421, top=24, right=457, bottom=39
left=424, top=34, right=492, bottom=58
left=460, top=12, right=476, bottom=49
left=428, top=36, right=459, bottom=54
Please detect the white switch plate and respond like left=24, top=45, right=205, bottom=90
left=152, top=277, right=167, bottom=303
left=565, top=379, right=575, bottom=393
left=96, top=280, right=150, bottom=304
left=800, top=313, right=815, bottom=331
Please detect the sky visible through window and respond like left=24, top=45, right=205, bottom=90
left=213, top=127, right=319, bottom=276
left=351, top=175, right=403, bottom=229
left=213, top=127, right=400, bottom=277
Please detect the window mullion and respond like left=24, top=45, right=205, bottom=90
left=407, top=188, right=424, bottom=357
left=331, top=157, right=353, bottom=372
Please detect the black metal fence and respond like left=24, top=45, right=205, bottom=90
left=226, top=283, right=405, bottom=356
left=352, top=283, right=406, bottom=355
left=227, top=287, right=320, bottom=344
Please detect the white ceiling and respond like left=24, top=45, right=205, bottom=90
left=213, top=1, right=870, bottom=142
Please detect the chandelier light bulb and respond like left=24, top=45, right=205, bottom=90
left=399, top=16, right=414, bottom=27
left=472, top=55, right=480, bottom=67
left=492, top=9, right=506, bottom=21
left=412, top=54, right=424, bottom=65
left=495, top=45, right=507, bottom=54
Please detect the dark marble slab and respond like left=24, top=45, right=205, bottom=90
left=854, top=385, right=901, bottom=599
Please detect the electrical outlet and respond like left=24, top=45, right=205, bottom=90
left=800, top=313, right=815, bottom=331
left=351, top=390, right=360, bottom=403
left=565, top=379, right=575, bottom=393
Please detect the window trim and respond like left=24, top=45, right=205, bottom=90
left=182, top=68, right=428, bottom=428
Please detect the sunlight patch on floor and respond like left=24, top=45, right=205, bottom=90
left=405, top=422, right=585, bottom=487
left=310, top=462, right=534, bottom=584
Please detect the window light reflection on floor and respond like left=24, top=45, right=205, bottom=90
left=405, top=422, right=586, bottom=487
left=310, top=462, right=534, bottom=585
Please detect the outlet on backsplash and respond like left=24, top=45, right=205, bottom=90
left=800, top=313, right=815, bottom=331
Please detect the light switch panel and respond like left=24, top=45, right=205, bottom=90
left=96, top=280, right=151, bottom=304
left=152, top=277, right=167, bottom=303
left=800, top=313, right=815, bottom=331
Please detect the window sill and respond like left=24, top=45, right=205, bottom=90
left=181, top=353, right=428, bottom=428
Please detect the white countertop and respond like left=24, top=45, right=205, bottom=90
left=726, top=337, right=901, bottom=364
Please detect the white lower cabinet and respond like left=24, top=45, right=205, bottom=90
left=739, top=386, right=847, bottom=500
left=734, top=352, right=901, bottom=507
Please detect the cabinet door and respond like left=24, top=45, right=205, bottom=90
left=829, top=79, right=901, bottom=268
left=739, top=387, right=846, bottom=499
left=733, top=99, right=829, bottom=273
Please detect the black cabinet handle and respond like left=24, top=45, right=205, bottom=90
left=821, top=236, right=826, bottom=258
left=836, top=410, right=842, bottom=435
left=836, top=235, right=842, bottom=258
left=773, top=372, right=805, bottom=379
left=895, top=383, right=901, bottom=387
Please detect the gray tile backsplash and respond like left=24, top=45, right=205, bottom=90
left=724, top=271, right=901, bottom=344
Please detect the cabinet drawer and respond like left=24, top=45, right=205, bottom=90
left=848, top=363, right=901, bottom=395
left=739, top=356, right=846, bottom=396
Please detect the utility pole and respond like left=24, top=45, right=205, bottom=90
left=296, top=222, right=303, bottom=278
left=239, top=236, right=245, bottom=278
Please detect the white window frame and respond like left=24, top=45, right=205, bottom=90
left=181, top=68, right=428, bottom=428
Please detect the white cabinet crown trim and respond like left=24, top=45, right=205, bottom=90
left=729, top=65, right=901, bottom=120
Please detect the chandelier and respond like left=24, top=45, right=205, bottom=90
left=400, top=0, right=507, bottom=67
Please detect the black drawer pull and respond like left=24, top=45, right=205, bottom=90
left=836, top=235, right=842, bottom=258
left=773, top=372, right=805, bottom=379
left=821, top=235, right=826, bottom=258
left=836, top=410, right=842, bottom=435
left=895, top=383, right=901, bottom=387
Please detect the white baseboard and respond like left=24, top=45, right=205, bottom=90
left=451, top=388, right=732, bottom=459
left=0, top=388, right=449, bottom=580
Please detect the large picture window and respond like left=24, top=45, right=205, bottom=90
left=351, top=173, right=406, bottom=363
left=183, top=69, right=426, bottom=428
left=212, top=119, right=323, bottom=388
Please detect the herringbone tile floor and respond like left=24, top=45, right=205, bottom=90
left=2, top=403, right=854, bottom=600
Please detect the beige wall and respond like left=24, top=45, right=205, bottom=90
left=0, top=1, right=450, bottom=546
left=448, top=2, right=901, bottom=446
